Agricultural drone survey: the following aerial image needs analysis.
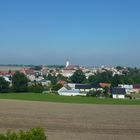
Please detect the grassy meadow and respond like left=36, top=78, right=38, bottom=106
left=0, top=93, right=140, bottom=105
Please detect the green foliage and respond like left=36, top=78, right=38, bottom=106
left=0, top=127, right=47, bottom=140
left=111, top=74, right=124, bottom=86
left=88, top=71, right=113, bottom=84
left=32, top=65, right=42, bottom=71
left=71, top=70, right=86, bottom=83
left=116, top=66, right=124, bottom=70
left=57, top=74, right=67, bottom=82
left=46, top=74, right=57, bottom=85
left=87, top=90, right=97, bottom=97
left=12, top=71, right=29, bottom=92
left=28, top=83, right=44, bottom=93
left=87, top=90, right=109, bottom=98
left=0, top=93, right=139, bottom=105
left=52, top=83, right=63, bottom=91
left=103, top=87, right=110, bottom=97
left=88, top=68, right=140, bottom=86
left=0, top=77, right=10, bottom=93
left=47, top=65, right=65, bottom=69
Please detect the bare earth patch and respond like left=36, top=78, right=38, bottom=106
left=0, top=99, right=139, bottom=140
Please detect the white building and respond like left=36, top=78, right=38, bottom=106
left=58, top=83, right=101, bottom=96
left=58, top=83, right=80, bottom=96
left=61, top=70, right=74, bottom=77
left=118, top=84, right=133, bottom=94
left=112, top=94, right=125, bottom=99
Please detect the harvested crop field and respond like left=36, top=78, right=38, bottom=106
left=0, top=100, right=139, bottom=140
left=0, top=66, right=25, bottom=71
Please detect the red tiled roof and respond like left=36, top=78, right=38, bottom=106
left=65, top=65, right=79, bottom=70
left=0, top=72, right=15, bottom=75
left=99, top=83, right=111, bottom=88
left=58, top=80, right=67, bottom=85
left=133, top=84, right=140, bottom=89
left=20, top=68, right=35, bottom=75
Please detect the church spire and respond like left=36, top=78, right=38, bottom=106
left=66, top=59, right=70, bottom=67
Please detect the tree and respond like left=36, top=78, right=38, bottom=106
left=33, top=65, right=42, bottom=71
left=0, top=77, right=10, bottom=93
left=52, top=83, right=63, bottom=91
left=46, top=74, right=57, bottom=85
left=103, top=87, right=110, bottom=97
left=111, top=74, right=124, bottom=86
left=87, top=90, right=97, bottom=97
left=57, top=74, right=67, bottom=82
left=116, top=66, right=124, bottom=70
left=28, top=83, right=44, bottom=93
left=70, top=70, right=86, bottom=83
left=88, top=75, right=96, bottom=83
left=12, top=71, right=29, bottom=92
left=88, top=71, right=113, bottom=84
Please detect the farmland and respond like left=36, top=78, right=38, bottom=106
left=0, top=99, right=139, bottom=140
left=0, top=93, right=140, bottom=105
left=0, top=66, right=25, bottom=71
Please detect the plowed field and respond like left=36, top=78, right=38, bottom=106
left=0, top=100, right=139, bottom=140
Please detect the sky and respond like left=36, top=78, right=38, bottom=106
left=0, top=0, right=140, bottom=67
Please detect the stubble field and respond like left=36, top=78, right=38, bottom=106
left=0, top=99, right=139, bottom=140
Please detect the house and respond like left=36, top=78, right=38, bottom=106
left=58, top=80, right=67, bottom=86
left=133, top=84, right=140, bottom=93
left=0, top=71, right=15, bottom=76
left=76, top=84, right=102, bottom=96
left=38, top=79, right=51, bottom=86
left=99, top=83, right=111, bottom=88
left=61, top=69, right=74, bottom=77
left=75, top=84, right=101, bottom=92
left=3, top=76, right=11, bottom=83
left=41, top=66, right=48, bottom=76
left=118, top=84, right=133, bottom=94
left=20, top=68, right=35, bottom=76
left=58, top=83, right=80, bottom=96
left=27, top=75, right=36, bottom=82
left=111, top=87, right=126, bottom=99
left=58, top=83, right=102, bottom=96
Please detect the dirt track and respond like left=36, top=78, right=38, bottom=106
left=0, top=99, right=139, bottom=140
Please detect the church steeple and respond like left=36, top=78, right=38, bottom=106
left=66, top=59, right=70, bottom=67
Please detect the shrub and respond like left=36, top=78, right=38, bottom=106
left=51, top=83, right=63, bottom=91
left=87, top=90, right=97, bottom=97
left=28, top=83, right=44, bottom=93
left=0, top=127, right=47, bottom=140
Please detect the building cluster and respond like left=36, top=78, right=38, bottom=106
left=0, top=60, right=126, bottom=82
left=0, top=60, right=140, bottom=99
left=58, top=83, right=140, bottom=99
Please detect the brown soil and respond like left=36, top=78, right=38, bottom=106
left=0, top=99, right=139, bottom=140
left=0, top=66, right=24, bottom=71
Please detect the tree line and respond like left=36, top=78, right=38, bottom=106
left=0, top=71, right=44, bottom=93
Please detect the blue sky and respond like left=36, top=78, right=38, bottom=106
left=0, top=0, right=140, bottom=66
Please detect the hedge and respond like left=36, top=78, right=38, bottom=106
left=0, top=127, right=47, bottom=140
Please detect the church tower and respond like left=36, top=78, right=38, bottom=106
left=66, top=59, right=70, bottom=67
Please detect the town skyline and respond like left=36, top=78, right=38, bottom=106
left=0, top=57, right=140, bottom=68
left=0, top=0, right=140, bottom=66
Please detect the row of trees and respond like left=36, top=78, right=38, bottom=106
left=0, top=71, right=44, bottom=93
left=70, top=68, right=140, bottom=86
left=88, top=69, right=140, bottom=86
left=0, top=71, right=64, bottom=93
